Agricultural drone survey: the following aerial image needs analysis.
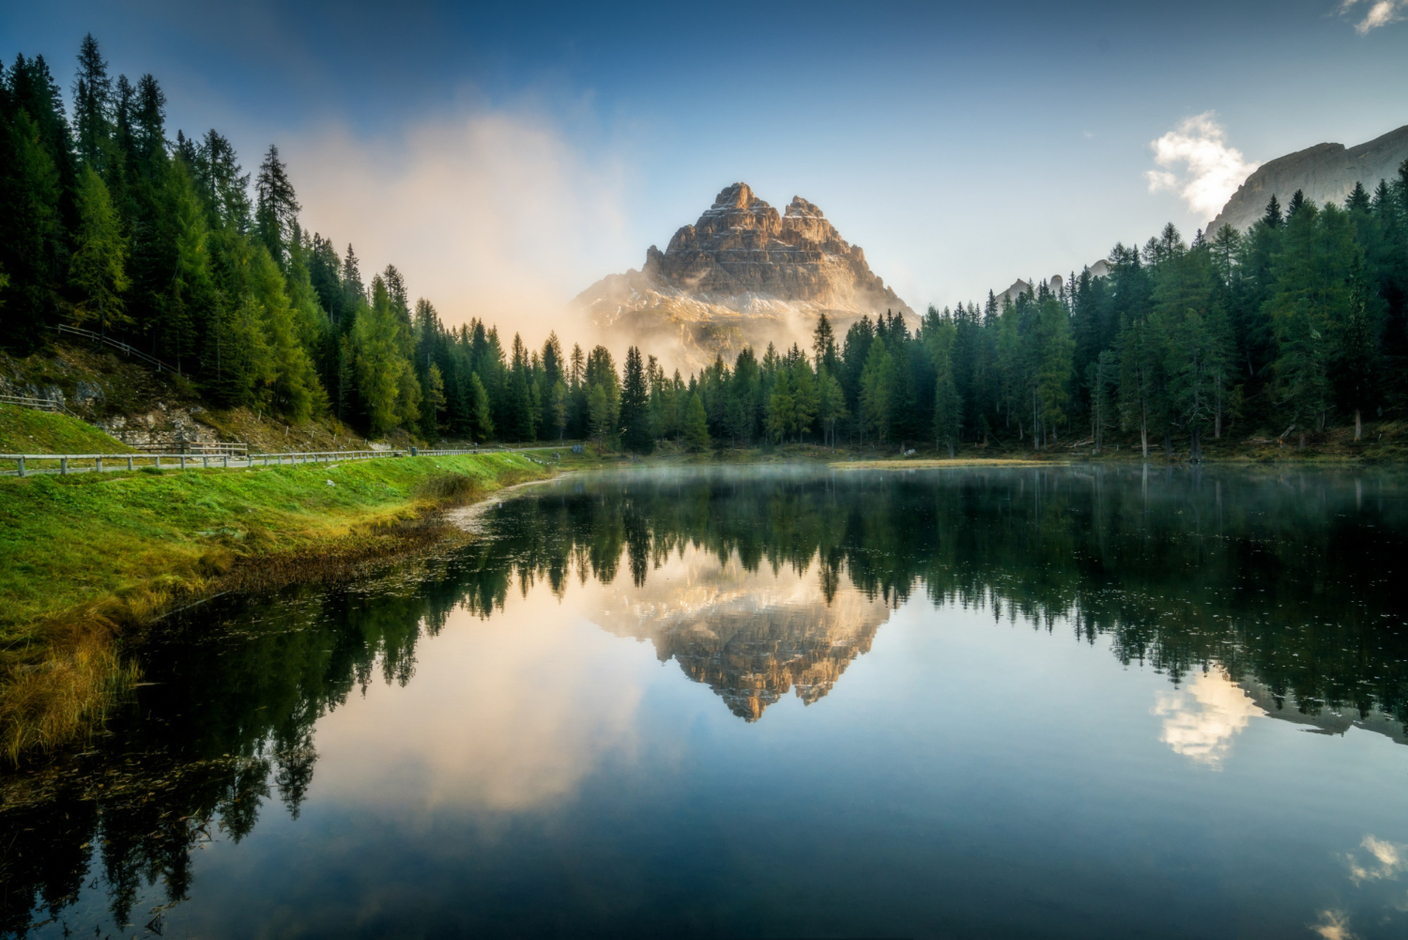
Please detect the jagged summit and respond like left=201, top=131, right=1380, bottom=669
left=576, top=183, right=912, bottom=371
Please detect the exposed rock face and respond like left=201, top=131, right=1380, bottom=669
left=576, top=183, right=912, bottom=372
left=1208, top=125, right=1408, bottom=235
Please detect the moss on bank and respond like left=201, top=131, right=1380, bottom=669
left=0, top=452, right=551, bottom=762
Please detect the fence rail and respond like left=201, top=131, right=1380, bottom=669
left=0, top=394, right=62, bottom=412
left=0, top=445, right=556, bottom=477
left=132, top=440, right=249, bottom=456
left=55, top=324, right=188, bottom=379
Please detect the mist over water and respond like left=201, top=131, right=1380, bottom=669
left=5, top=465, right=1408, bottom=939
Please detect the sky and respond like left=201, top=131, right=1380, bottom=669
left=4, top=0, right=1407, bottom=337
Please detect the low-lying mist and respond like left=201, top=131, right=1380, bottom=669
left=284, top=105, right=634, bottom=353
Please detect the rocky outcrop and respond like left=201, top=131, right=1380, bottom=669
left=1208, top=125, right=1408, bottom=235
left=576, top=183, right=912, bottom=372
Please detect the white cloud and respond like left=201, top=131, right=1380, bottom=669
left=1311, top=909, right=1357, bottom=940
left=1339, top=0, right=1407, bottom=34
left=1144, top=113, right=1260, bottom=221
left=282, top=106, right=633, bottom=344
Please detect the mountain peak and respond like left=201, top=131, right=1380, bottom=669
left=713, top=182, right=759, bottom=209
left=576, top=184, right=912, bottom=371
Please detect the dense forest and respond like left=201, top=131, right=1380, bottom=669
left=3, top=36, right=1407, bottom=455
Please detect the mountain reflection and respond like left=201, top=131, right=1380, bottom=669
left=592, top=550, right=891, bottom=720
left=4, top=465, right=1408, bottom=937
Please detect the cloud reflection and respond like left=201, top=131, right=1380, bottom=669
left=1152, top=668, right=1264, bottom=767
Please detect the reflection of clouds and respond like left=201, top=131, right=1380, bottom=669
left=1152, top=668, right=1264, bottom=767
left=312, top=579, right=649, bottom=814
left=1311, top=909, right=1356, bottom=940
left=1347, top=835, right=1408, bottom=886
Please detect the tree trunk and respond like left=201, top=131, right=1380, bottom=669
left=1140, top=418, right=1148, bottom=460
left=1355, top=408, right=1362, bottom=442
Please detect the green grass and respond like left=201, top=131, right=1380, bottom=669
left=0, top=452, right=546, bottom=640
left=0, top=403, right=135, bottom=455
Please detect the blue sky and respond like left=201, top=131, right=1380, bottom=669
left=5, top=1, right=1407, bottom=333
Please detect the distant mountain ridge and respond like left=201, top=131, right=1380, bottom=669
left=576, top=183, right=912, bottom=371
left=1208, top=125, right=1408, bottom=234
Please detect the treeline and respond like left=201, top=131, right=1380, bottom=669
left=4, top=37, right=1407, bottom=453
left=653, top=170, right=1408, bottom=457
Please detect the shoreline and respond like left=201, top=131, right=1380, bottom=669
left=0, top=453, right=557, bottom=764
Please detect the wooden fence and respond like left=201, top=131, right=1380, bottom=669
left=0, top=446, right=558, bottom=477
left=54, top=324, right=188, bottom=378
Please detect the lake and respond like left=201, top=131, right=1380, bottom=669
left=4, top=464, right=1408, bottom=939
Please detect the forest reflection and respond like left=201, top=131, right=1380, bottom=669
left=3, top=464, right=1408, bottom=937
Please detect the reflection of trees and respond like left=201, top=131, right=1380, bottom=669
left=0, top=553, right=509, bottom=938
left=490, top=467, right=1408, bottom=728
left=4, top=466, right=1407, bottom=937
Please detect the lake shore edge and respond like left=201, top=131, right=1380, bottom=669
left=0, top=453, right=555, bottom=764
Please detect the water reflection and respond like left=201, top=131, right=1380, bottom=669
left=3, top=465, right=1408, bottom=938
left=593, top=550, right=891, bottom=720
left=1151, top=668, right=1263, bottom=767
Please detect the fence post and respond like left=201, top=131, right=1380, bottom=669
left=96, top=457, right=102, bottom=473
left=60, top=457, right=68, bottom=475
left=155, top=455, right=161, bottom=469
left=203, top=455, right=209, bottom=469
left=127, top=456, right=133, bottom=471
left=224, top=456, right=229, bottom=469
left=180, top=455, right=186, bottom=470
left=17, top=457, right=24, bottom=478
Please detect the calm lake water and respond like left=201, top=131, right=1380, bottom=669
left=5, top=465, right=1408, bottom=939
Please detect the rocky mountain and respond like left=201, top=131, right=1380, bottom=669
left=576, top=183, right=913, bottom=372
left=1208, top=125, right=1408, bottom=235
left=991, top=259, right=1111, bottom=310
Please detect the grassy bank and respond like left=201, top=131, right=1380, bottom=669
left=0, top=452, right=553, bottom=762
left=0, top=403, right=137, bottom=455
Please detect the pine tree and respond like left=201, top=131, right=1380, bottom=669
left=69, top=167, right=130, bottom=338
left=1263, top=195, right=1283, bottom=228
left=930, top=318, right=961, bottom=457
left=72, top=34, right=112, bottom=169
left=621, top=345, right=652, bottom=453
left=255, top=144, right=299, bottom=269
left=859, top=337, right=895, bottom=444
left=0, top=109, right=63, bottom=349
left=467, top=372, right=494, bottom=442
left=683, top=392, right=709, bottom=451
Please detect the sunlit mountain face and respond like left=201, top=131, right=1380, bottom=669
left=6, top=466, right=1408, bottom=939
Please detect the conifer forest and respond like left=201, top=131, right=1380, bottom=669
left=4, top=37, right=1407, bottom=458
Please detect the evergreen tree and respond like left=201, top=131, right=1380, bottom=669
left=621, top=345, right=652, bottom=452
left=72, top=34, right=112, bottom=169
left=683, top=392, right=709, bottom=451
left=467, top=372, right=494, bottom=442
left=69, top=166, right=130, bottom=338
left=255, top=144, right=299, bottom=269
left=859, top=337, right=895, bottom=444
